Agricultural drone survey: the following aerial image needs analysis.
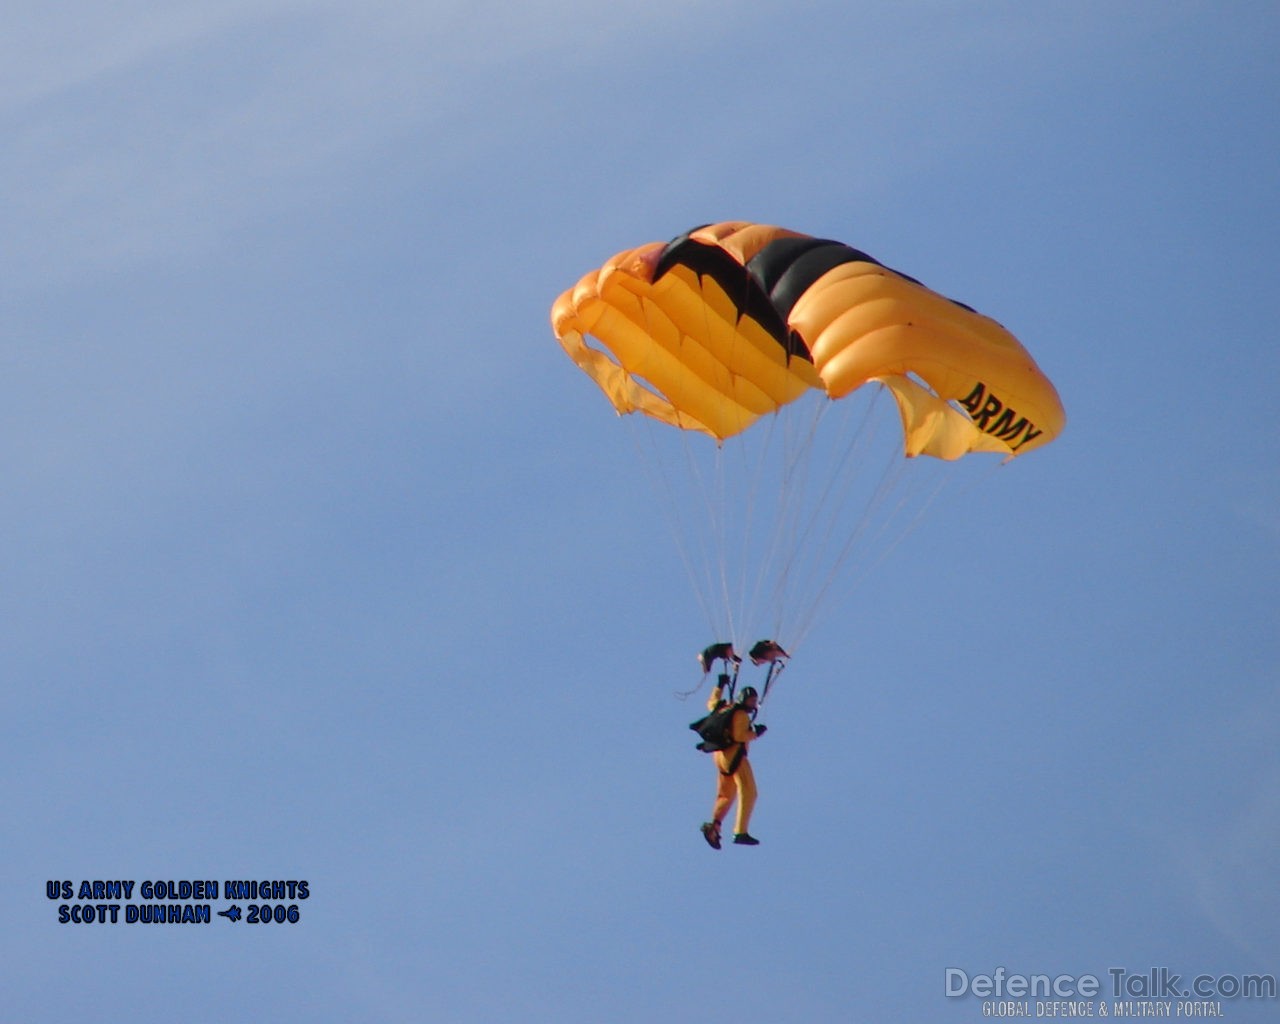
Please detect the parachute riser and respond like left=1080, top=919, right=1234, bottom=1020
left=758, top=659, right=785, bottom=711
left=727, top=659, right=741, bottom=703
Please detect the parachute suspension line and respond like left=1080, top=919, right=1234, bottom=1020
left=702, top=386, right=869, bottom=659
left=795, top=460, right=937, bottom=648
left=785, top=410, right=909, bottom=650
left=784, top=388, right=1001, bottom=653
left=856, top=413, right=1000, bottom=578
left=757, top=389, right=839, bottom=640
left=723, top=405, right=753, bottom=639
left=729, top=400, right=790, bottom=654
left=704, top=433, right=737, bottom=645
left=750, top=384, right=883, bottom=652
left=745, top=408, right=791, bottom=641
left=893, top=455, right=1004, bottom=568
left=783, top=387, right=896, bottom=648
left=628, top=416, right=720, bottom=639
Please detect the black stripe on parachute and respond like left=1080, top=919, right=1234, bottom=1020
left=652, top=227, right=984, bottom=367
left=748, top=235, right=981, bottom=319
left=652, top=230, right=813, bottom=364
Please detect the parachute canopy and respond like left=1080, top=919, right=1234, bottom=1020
left=551, top=221, right=1064, bottom=458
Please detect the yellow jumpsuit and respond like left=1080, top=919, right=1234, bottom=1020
left=709, top=688, right=759, bottom=835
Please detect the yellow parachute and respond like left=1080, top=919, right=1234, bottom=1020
left=551, top=221, right=1065, bottom=653
left=552, top=221, right=1064, bottom=459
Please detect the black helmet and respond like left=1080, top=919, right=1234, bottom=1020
left=736, top=686, right=759, bottom=704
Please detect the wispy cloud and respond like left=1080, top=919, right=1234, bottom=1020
left=3, top=0, right=714, bottom=287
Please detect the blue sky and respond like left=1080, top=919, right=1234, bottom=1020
left=5, top=2, right=1278, bottom=1020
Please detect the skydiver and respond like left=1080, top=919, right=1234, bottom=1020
left=699, top=682, right=766, bottom=850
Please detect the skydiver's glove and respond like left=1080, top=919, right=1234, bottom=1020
left=753, top=724, right=767, bottom=736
